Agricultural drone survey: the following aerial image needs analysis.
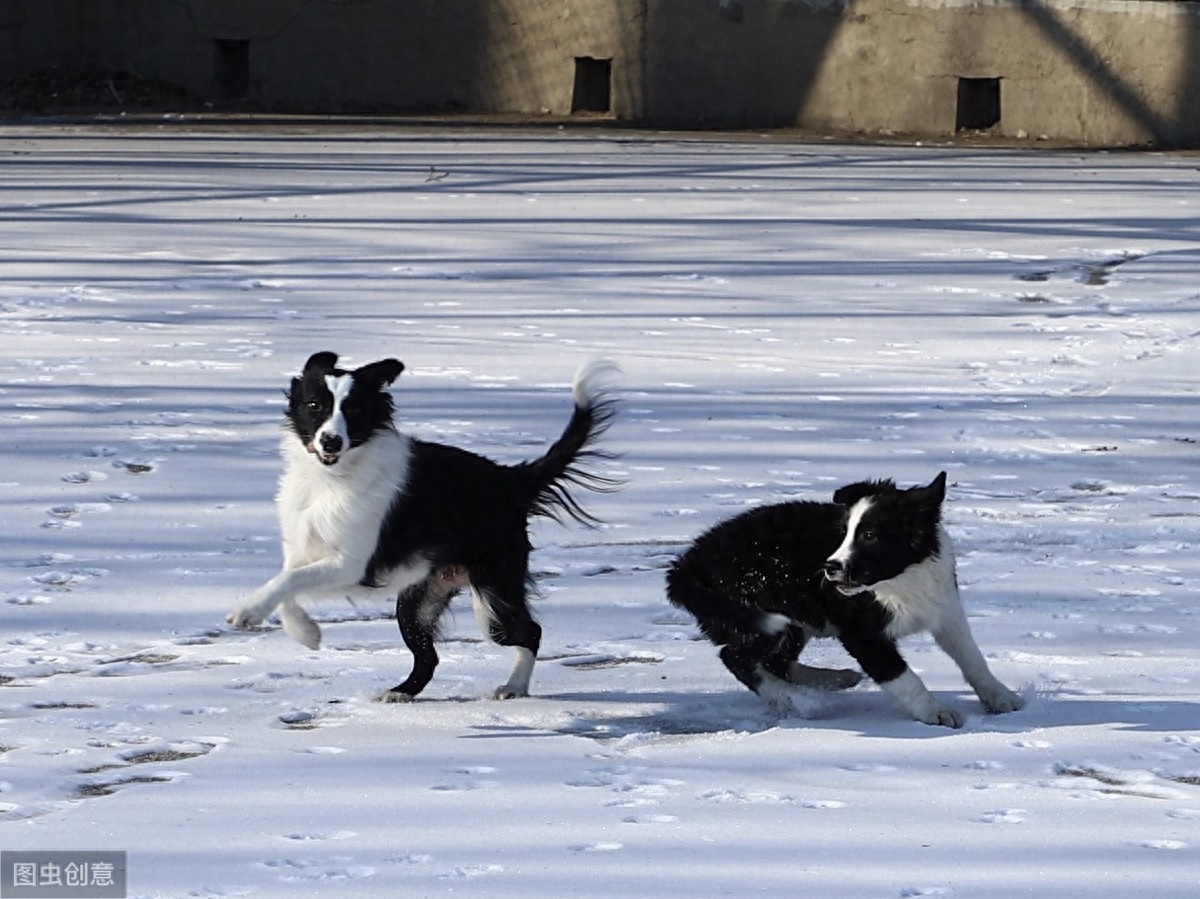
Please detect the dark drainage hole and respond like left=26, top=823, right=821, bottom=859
left=214, top=38, right=250, bottom=101
left=572, top=57, right=612, bottom=114
left=957, top=76, right=1001, bottom=131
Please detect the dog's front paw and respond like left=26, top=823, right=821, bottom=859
left=377, top=689, right=418, bottom=704
left=279, top=602, right=322, bottom=650
left=226, top=603, right=265, bottom=630
left=492, top=686, right=528, bottom=700
left=922, top=706, right=964, bottom=729
left=981, top=686, right=1025, bottom=715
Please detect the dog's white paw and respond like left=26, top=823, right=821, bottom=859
left=922, top=706, right=964, bottom=729
left=280, top=602, right=322, bottom=650
left=226, top=603, right=265, bottom=629
left=981, top=686, right=1025, bottom=714
left=752, top=672, right=824, bottom=718
left=492, top=686, right=528, bottom=700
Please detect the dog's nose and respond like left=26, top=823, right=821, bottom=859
left=822, top=559, right=844, bottom=579
left=319, top=433, right=344, bottom=454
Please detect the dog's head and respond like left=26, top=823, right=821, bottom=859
left=822, top=472, right=947, bottom=594
left=285, top=352, right=405, bottom=467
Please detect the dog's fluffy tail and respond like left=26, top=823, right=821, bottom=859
left=522, top=359, right=621, bottom=526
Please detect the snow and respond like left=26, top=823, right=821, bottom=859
left=1, top=124, right=1198, bottom=897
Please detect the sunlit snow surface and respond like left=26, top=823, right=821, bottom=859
left=1, top=125, right=1198, bottom=897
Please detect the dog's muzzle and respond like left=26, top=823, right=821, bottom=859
left=822, top=559, right=861, bottom=595
left=310, top=434, right=344, bottom=466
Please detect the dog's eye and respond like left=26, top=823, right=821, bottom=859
left=305, top=400, right=322, bottom=411
left=858, top=528, right=877, bottom=544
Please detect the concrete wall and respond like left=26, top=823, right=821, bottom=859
left=1, top=0, right=641, bottom=116
left=0, top=0, right=82, bottom=71
left=640, top=0, right=1200, bottom=146
left=2, top=0, right=1199, bottom=146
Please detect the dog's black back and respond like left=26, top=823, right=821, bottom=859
left=668, top=500, right=848, bottom=643
left=365, top=441, right=541, bottom=591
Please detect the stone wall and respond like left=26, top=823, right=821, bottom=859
left=2, top=0, right=1198, bottom=146
left=642, top=0, right=1200, bottom=146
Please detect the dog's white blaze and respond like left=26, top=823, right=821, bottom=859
left=313, top=372, right=354, bottom=454
left=827, top=496, right=873, bottom=567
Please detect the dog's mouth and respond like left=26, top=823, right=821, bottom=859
left=307, top=442, right=341, bottom=466
left=823, top=570, right=867, bottom=596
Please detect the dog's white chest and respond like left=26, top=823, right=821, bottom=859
left=279, top=477, right=351, bottom=565
left=875, top=529, right=960, bottom=639
left=276, top=430, right=410, bottom=568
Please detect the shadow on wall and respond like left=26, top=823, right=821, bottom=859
left=1017, top=0, right=1189, bottom=146
left=191, top=0, right=494, bottom=113
left=1189, top=8, right=1200, bottom=144
left=637, top=0, right=1200, bottom=145
left=641, top=0, right=847, bottom=128
left=176, top=0, right=622, bottom=117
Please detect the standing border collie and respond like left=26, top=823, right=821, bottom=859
left=667, top=472, right=1023, bottom=728
left=227, top=352, right=618, bottom=701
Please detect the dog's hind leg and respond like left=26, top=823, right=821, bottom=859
left=787, top=662, right=864, bottom=691
left=719, top=641, right=823, bottom=714
left=472, top=581, right=541, bottom=700
left=380, top=570, right=461, bottom=702
left=720, top=639, right=796, bottom=701
left=719, top=642, right=767, bottom=693
left=754, top=627, right=861, bottom=691
left=770, top=629, right=860, bottom=690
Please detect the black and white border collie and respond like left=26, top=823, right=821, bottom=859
left=227, top=352, right=618, bottom=701
left=667, top=472, right=1023, bottom=728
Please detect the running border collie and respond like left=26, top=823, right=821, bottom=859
left=667, top=472, right=1023, bottom=728
left=226, top=352, right=618, bottom=701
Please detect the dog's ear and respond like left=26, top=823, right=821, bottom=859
left=907, top=471, right=947, bottom=508
left=833, top=478, right=894, bottom=507
left=302, top=351, right=339, bottom=374
left=356, top=358, right=405, bottom=388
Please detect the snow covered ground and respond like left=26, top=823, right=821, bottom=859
left=1, top=124, right=1198, bottom=897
